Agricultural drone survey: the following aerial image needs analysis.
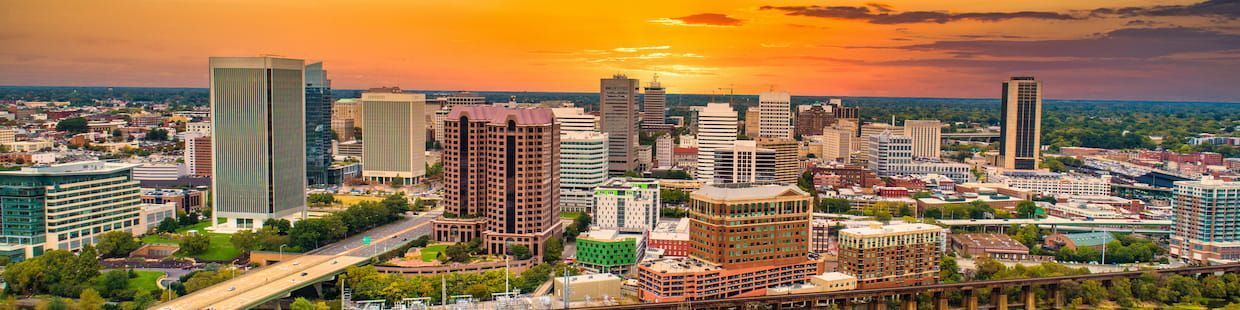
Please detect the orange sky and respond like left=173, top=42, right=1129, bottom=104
left=1, top=0, right=1237, bottom=101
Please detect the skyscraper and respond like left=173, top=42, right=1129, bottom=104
left=743, top=106, right=760, bottom=138
left=1000, top=76, right=1043, bottom=170
left=209, top=56, right=306, bottom=232
left=758, top=91, right=793, bottom=138
left=433, top=106, right=562, bottom=258
left=1170, top=178, right=1240, bottom=264
left=757, top=137, right=799, bottom=184
left=695, top=103, right=738, bottom=182
left=600, top=75, right=639, bottom=175
left=360, top=87, right=426, bottom=185
left=642, top=77, right=666, bottom=128
left=304, top=62, right=333, bottom=185
left=904, top=120, right=942, bottom=159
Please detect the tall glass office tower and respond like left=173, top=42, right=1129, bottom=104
left=305, top=62, right=333, bottom=185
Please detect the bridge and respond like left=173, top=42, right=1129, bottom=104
left=942, top=132, right=1000, bottom=142
left=937, top=218, right=1173, bottom=235
left=153, top=210, right=440, bottom=310
left=581, top=263, right=1240, bottom=310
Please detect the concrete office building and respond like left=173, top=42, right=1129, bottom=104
left=432, top=106, right=562, bottom=259
left=904, top=120, right=941, bottom=159
left=304, top=62, right=333, bottom=185
left=839, top=223, right=944, bottom=289
left=332, top=99, right=362, bottom=129
left=642, top=78, right=667, bottom=128
left=600, top=75, right=640, bottom=175
left=821, top=125, right=854, bottom=162
left=360, top=87, right=427, bottom=185
left=560, top=131, right=609, bottom=213
left=758, top=91, right=793, bottom=139
left=696, top=103, right=738, bottom=182
left=1000, top=76, right=1043, bottom=170
left=655, top=134, right=673, bottom=168
left=209, top=56, right=306, bottom=232
left=868, top=131, right=974, bottom=183
left=857, top=123, right=902, bottom=162
left=636, top=183, right=822, bottom=302
left=757, top=137, right=799, bottom=185
left=1170, top=178, right=1240, bottom=264
left=0, top=161, right=143, bottom=260
left=593, top=178, right=661, bottom=233
left=330, top=118, right=355, bottom=142
left=712, top=140, right=776, bottom=184
left=551, top=107, right=599, bottom=133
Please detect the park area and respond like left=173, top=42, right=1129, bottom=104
left=141, top=222, right=241, bottom=262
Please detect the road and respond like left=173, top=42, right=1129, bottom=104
left=154, top=209, right=441, bottom=310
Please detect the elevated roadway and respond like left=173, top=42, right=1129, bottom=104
left=154, top=210, right=440, bottom=310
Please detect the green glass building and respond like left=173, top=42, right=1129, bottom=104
left=0, top=161, right=142, bottom=261
left=576, top=230, right=645, bottom=276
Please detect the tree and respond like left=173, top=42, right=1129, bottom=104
left=817, top=198, right=851, bottom=213
left=443, top=243, right=471, bottom=263
left=96, top=231, right=142, bottom=258
left=145, top=128, right=169, bottom=141
left=307, top=193, right=337, bottom=205
left=380, top=193, right=411, bottom=214
left=78, top=288, right=105, bottom=310
left=46, top=298, right=69, bottom=310
left=157, top=217, right=179, bottom=233
left=509, top=245, right=532, bottom=260
left=1013, top=224, right=1042, bottom=250
left=183, top=269, right=238, bottom=293
left=465, top=283, right=491, bottom=299
left=230, top=230, right=260, bottom=252
left=290, top=298, right=315, bottom=310
left=97, top=270, right=131, bottom=298
left=940, top=255, right=962, bottom=283
left=573, top=213, right=592, bottom=232
left=56, top=117, right=89, bottom=134
left=544, top=238, right=563, bottom=263
left=1016, top=200, right=1040, bottom=219
left=264, top=218, right=292, bottom=234
left=131, top=289, right=155, bottom=310
left=181, top=233, right=211, bottom=255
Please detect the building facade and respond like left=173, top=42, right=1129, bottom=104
left=185, top=135, right=211, bottom=177
left=593, top=178, right=661, bottom=232
left=209, top=56, right=306, bottom=232
left=432, top=106, right=563, bottom=259
left=600, top=75, right=640, bottom=175
left=838, top=223, right=943, bottom=289
left=360, top=87, right=427, bottom=185
left=0, top=161, right=144, bottom=260
left=304, top=62, right=333, bottom=185
left=712, top=141, right=776, bottom=184
left=1170, top=178, right=1240, bottom=264
left=551, top=107, right=598, bottom=133
left=758, top=91, right=793, bottom=139
left=560, top=131, right=609, bottom=214
left=576, top=230, right=645, bottom=275
left=757, top=137, right=799, bottom=185
left=642, top=79, right=666, bottom=128
left=904, top=120, right=941, bottom=159
left=795, top=104, right=835, bottom=137
left=1000, top=76, right=1043, bottom=170
left=696, top=103, right=738, bottom=182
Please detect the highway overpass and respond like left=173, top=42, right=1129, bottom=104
left=938, top=218, right=1173, bottom=235
left=153, top=210, right=439, bottom=310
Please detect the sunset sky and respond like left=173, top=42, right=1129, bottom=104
left=1, top=0, right=1238, bottom=101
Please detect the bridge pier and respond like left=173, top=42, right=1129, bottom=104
left=901, top=294, right=917, bottom=310
left=1022, top=285, right=1036, bottom=310
left=935, top=292, right=949, bottom=310
left=993, top=290, right=1008, bottom=310
left=1050, top=284, right=1064, bottom=309
left=867, top=299, right=886, bottom=310
left=965, top=289, right=979, bottom=310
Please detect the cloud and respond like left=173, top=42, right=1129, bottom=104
left=893, top=27, right=1240, bottom=59
left=760, top=4, right=1079, bottom=24
left=590, top=52, right=704, bottom=63
left=613, top=45, right=671, bottom=53
left=1091, top=0, right=1240, bottom=19
left=650, top=13, right=744, bottom=27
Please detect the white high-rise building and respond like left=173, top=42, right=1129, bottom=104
left=361, top=87, right=426, bottom=185
left=552, top=107, right=599, bottom=133
left=593, top=178, right=660, bottom=233
left=696, top=103, right=738, bottom=182
left=209, top=56, right=306, bottom=232
left=822, top=126, right=854, bottom=162
left=904, top=120, right=942, bottom=159
left=656, top=134, right=673, bottom=169
left=713, top=140, right=776, bottom=184
left=561, top=131, right=610, bottom=213
left=1170, top=178, right=1240, bottom=264
left=758, top=91, right=793, bottom=139
left=868, top=131, right=973, bottom=183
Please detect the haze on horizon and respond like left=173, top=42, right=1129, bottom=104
left=1, top=0, right=1238, bottom=102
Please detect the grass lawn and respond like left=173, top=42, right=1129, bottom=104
left=420, top=244, right=447, bottom=262
left=561, top=212, right=584, bottom=220
left=335, top=195, right=383, bottom=206
left=140, top=221, right=241, bottom=262
left=128, top=271, right=164, bottom=292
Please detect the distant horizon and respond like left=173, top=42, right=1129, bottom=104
left=3, top=84, right=1238, bottom=105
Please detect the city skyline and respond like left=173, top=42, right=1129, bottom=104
left=2, top=1, right=1239, bottom=102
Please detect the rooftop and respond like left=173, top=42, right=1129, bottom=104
left=841, top=223, right=943, bottom=237
left=950, top=234, right=1029, bottom=252
left=1059, top=232, right=1116, bottom=247
left=694, top=183, right=809, bottom=202
left=640, top=257, right=721, bottom=273
left=0, top=160, right=136, bottom=176
left=447, top=105, right=554, bottom=125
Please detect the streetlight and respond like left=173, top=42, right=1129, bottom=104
left=279, top=244, right=287, bottom=261
left=504, top=239, right=513, bottom=295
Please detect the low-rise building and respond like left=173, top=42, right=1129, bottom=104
left=141, top=188, right=206, bottom=213
left=991, top=171, right=1111, bottom=197
left=766, top=272, right=857, bottom=296
left=4, top=140, right=54, bottom=152
left=552, top=273, right=624, bottom=303
left=648, top=218, right=690, bottom=257
left=576, top=230, right=646, bottom=275
left=1045, top=232, right=1115, bottom=251
left=949, top=233, right=1032, bottom=260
